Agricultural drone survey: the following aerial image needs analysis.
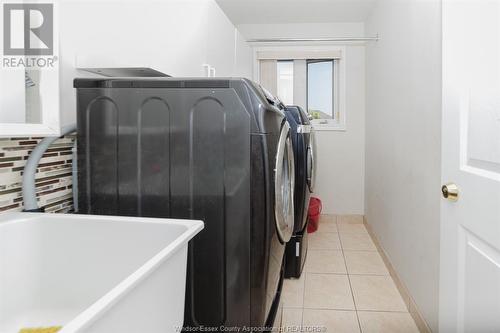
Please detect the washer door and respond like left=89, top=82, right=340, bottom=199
left=306, top=128, right=317, bottom=193
left=275, top=121, right=295, bottom=243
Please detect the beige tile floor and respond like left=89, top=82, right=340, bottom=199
left=281, top=214, right=420, bottom=333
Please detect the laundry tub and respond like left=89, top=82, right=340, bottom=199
left=0, top=213, right=203, bottom=333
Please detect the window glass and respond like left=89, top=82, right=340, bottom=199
left=277, top=60, right=294, bottom=105
left=307, top=60, right=333, bottom=120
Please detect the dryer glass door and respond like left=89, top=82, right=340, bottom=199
left=307, top=129, right=317, bottom=193
left=275, top=121, right=295, bottom=243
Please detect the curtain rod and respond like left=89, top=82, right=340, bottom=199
left=247, top=35, right=379, bottom=43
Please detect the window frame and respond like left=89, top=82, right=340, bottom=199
left=306, top=59, right=338, bottom=126
left=254, top=46, right=346, bottom=132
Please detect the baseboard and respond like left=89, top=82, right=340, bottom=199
left=363, top=216, right=432, bottom=333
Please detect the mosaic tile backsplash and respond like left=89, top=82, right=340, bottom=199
left=0, top=136, right=75, bottom=213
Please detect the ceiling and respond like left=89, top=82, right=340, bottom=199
left=215, top=0, right=377, bottom=25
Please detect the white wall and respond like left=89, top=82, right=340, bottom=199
left=241, top=23, right=366, bottom=214
left=234, top=29, right=253, bottom=79
left=316, top=46, right=365, bottom=215
left=365, top=1, right=441, bottom=331
left=58, top=0, right=252, bottom=127
left=0, top=70, right=25, bottom=123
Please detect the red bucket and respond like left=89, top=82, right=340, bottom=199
left=307, top=197, right=322, bottom=233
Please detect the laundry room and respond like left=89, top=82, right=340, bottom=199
left=0, top=0, right=498, bottom=332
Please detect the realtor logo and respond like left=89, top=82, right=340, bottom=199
left=3, top=3, right=53, bottom=56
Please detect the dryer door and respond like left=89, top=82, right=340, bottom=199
left=275, top=121, right=295, bottom=243
left=306, top=128, right=317, bottom=193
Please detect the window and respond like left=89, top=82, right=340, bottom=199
left=307, top=60, right=334, bottom=120
left=277, top=60, right=294, bottom=105
left=258, top=48, right=345, bottom=131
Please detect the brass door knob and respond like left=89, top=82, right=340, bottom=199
left=442, top=183, right=459, bottom=202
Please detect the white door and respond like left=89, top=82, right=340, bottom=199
left=440, top=1, right=500, bottom=332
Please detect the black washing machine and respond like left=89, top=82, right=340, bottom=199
left=283, top=105, right=316, bottom=279
left=74, top=78, right=295, bottom=331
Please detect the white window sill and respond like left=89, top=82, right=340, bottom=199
left=311, top=122, right=346, bottom=132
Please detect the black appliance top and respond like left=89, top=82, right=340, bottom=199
left=74, top=77, right=265, bottom=89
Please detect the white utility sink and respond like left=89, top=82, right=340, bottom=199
left=0, top=213, right=203, bottom=333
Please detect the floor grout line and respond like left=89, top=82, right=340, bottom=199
left=356, top=308, right=409, bottom=314
left=297, top=307, right=412, bottom=313
left=341, top=249, right=383, bottom=252
left=304, top=272, right=390, bottom=277
left=316, top=231, right=373, bottom=235
left=334, top=215, right=340, bottom=233
left=301, top=271, right=307, bottom=327
left=337, top=217, right=364, bottom=333
left=310, top=249, right=379, bottom=252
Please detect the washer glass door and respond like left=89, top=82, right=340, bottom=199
left=275, top=121, right=295, bottom=243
